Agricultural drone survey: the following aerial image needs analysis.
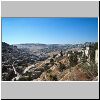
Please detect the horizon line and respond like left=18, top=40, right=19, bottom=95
left=2, top=41, right=98, bottom=45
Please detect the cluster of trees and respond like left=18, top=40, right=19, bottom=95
left=58, top=62, right=66, bottom=72
left=80, top=61, right=98, bottom=80
left=68, top=52, right=78, bottom=67
left=46, top=69, right=58, bottom=81
left=89, top=42, right=98, bottom=63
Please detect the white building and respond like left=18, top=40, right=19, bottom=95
left=85, top=47, right=89, bottom=57
left=95, top=49, right=98, bottom=64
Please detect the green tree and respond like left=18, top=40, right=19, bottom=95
left=89, top=43, right=97, bottom=63
left=80, top=62, right=98, bottom=80
left=49, top=74, right=58, bottom=81
left=60, top=50, right=63, bottom=56
left=69, top=53, right=78, bottom=67
left=59, top=62, right=66, bottom=72
left=50, top=58, right=54, bottom=65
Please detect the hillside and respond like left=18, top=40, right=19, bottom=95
left=2, top=42, right=98, bottom=81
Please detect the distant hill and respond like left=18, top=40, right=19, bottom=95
left=14, top=43, right=48, bottom=51
left=13, top=43, right=74, bottom=51
left=13, top=42, right=97, bottom=53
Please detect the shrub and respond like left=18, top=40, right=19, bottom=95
left=47, top=69, right=52, bottom=73
left=60, top=50, right=63, bottom=56
left=44, top=63, right=50, bottom=71
left=69, top=53, right=78, bottom=67
left=58, top=62, right=66, bottom=72
left=49, top=74, right=58, bottom=81
left=80, top=62, right=98, bottom=80
left=50, top=58, right=54, bottom=65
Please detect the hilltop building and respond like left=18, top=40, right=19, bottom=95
left=95, top=49, right=98, bottom=64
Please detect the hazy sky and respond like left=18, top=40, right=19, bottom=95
left=2, top=18, right=98, bottom=45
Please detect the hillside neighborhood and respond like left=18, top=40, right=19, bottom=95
left=2, top=42, right=98, bottom=81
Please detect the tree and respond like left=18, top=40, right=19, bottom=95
left=69, top=53, right=78, bottom=67
left=58, top=62, right=66, bottom=72
left=53, top=54, right=57, bottom=58
left=60, top=50, right=63, bottom=56
left=73, top=53, right=78, bottom=65
left=49, top=74, right=58, bottom=81
left=89, top=44, right=97, bottom=63
left=44, top=63, right=50, bottom=71
left=94, top=42, right=98, bottom=50
left=50, top=58, right=54, bottom=65
left=80, top=61, right=98, bottom=80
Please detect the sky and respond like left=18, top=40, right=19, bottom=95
left=2, top=18, right=98, bottom=45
